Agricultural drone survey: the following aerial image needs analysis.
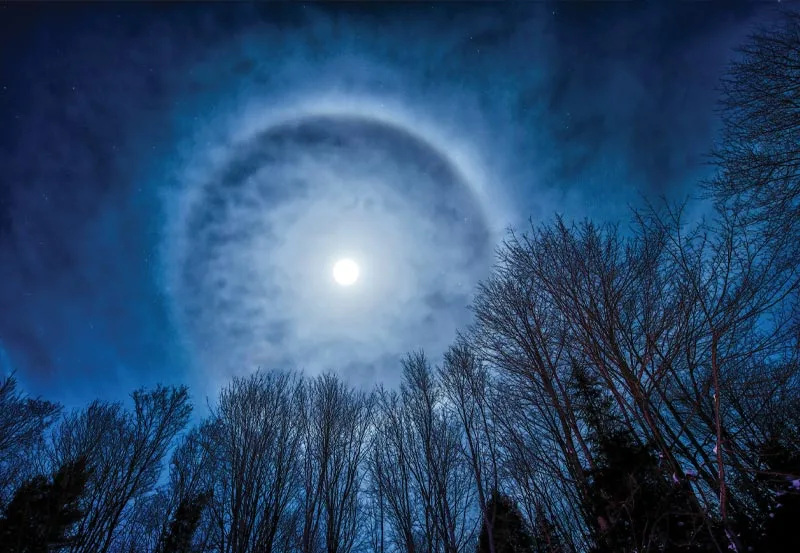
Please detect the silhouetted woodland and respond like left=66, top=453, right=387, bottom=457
left=2, top=10, right=799, bottom=553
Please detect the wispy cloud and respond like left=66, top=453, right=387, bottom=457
left=0, top=3, right=773, bottom=405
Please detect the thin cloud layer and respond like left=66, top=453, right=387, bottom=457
left=169, top=113, right=493, bottom=391
left=0, top=3, right=775, bottom=405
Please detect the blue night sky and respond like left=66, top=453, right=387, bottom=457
left=0, top=2, right=781, bottom=409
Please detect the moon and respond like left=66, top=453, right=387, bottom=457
left=333, top=258, right=359, bottom=286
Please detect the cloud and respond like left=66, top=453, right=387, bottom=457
left=168, top=111, right=495, bottom=394
left=0, top=3, right=777, bottom=404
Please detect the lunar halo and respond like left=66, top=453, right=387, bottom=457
left=163, top=97, right=506, bottom=387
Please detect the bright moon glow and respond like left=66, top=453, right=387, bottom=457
left=333, top=258, right=360, bottom=286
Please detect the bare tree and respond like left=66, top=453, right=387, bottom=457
left=297, top=373, right=373, bottom=553
left=641, top=201, right=800, bottom=548
left=468, top=211, right=800, bottom=550
left=470, top=223, right=603, bottom=545
left=439, top=345, right=498, bottom=553
left=368, top=386, right=429, bottom=553
left=708, top=10, right=800, bottom=263
left=50, top=385, right=191, bottom=553
left=0, top=374, right=60, bottom=506
left=400, top=353, right=477, bottom=553
left=368, top=390, right=405, bottom=553
left=194, top=370, right=303, bottom=553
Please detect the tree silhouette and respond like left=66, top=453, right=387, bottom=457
left=0, top=375, right=60, bottom=506
left=754, top=436, right=800, bottom=552
left=531, top=511, right=565, bottom=553
left=477, top=490, right=534, bottom=553
left=0, top=456, right=88, bottom=553
left=574, top=367, right=714, bottom=553
left=159, top=491, right=211, bottom=553
left=709, top=11, right=800, bottom=267
left=50, top=386, right=192, bottom=553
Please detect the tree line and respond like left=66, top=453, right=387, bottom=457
left=2, top=10, right=799, bottom=553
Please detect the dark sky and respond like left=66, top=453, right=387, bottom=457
left=0, top=2, right=781, bottom=409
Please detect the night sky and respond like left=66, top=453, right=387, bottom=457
left=0, top=2, right=781, bottom=409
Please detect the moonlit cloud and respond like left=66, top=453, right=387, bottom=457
left=0, top=3, right=775, bottom=406
left=166, top=110, right=499, bottom=391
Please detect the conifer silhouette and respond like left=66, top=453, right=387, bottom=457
left=160, top=491, right=211, bottom=553
left=756, top=436, right=800, bottom=552
left=573, top=367, right=713, bottom=552
left=0, top=457, right=88, bottom=553
left=478, top=490, right=535, bottom=553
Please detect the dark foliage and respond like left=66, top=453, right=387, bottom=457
left=478, top=491, right=535, bottom=553
left=160, top=491, right=212, bottom=553
left=0, top=376, right=60, bottom=506
left=531, top=512, right=565, bottom=553
left=0, top=457, right=88, bottom=553
left=754, top=437, right=800, bottom=552
left=574, top=368, right=715, bottom=553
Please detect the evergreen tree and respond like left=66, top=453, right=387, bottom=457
left=0, top=457, right=88, bottom=553
left=573, top=367, right=713, bottom=552
left=754, top=436, right=800, bottom=552
left=159, top=491, right=210, bottom=553
left=531, top=510, right=565, bottom=553
left=478, top=490, right=535, bottom=553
